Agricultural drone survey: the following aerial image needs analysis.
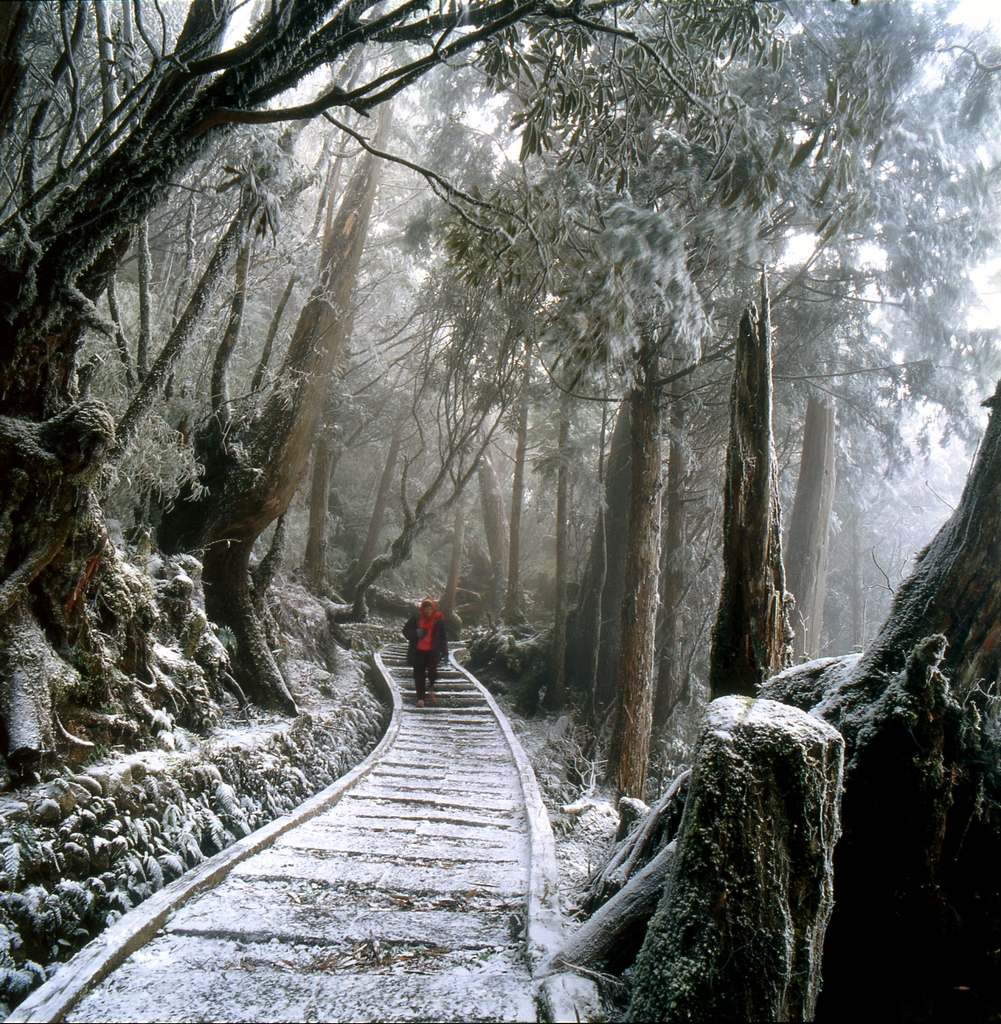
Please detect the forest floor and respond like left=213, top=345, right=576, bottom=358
left=0, top=595, right=389, bottom=1017
left=2, top=608, right=620, bottom=1018
left=490, top=693, right=618, bottom=917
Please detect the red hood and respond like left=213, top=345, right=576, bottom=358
left=419, top=598, right=442, bottom=621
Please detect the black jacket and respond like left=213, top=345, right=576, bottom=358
left=402, top=614, right=448, bottom=666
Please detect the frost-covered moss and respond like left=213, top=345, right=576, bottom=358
left=629, top=697, right=843, bottom=1022
left=0, top=655, right=387, bottom=1016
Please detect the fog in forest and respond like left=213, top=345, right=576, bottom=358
left=1, top=0, right=1001, bottom=1020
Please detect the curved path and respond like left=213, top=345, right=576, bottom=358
left=9, top=648, right=597, bottom=1023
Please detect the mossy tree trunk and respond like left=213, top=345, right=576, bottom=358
left=708, top=280, right=792, bottom=700
left=303, top=424, right=340, bottom=595
left=159, top=107, right=391, bottom=713
left=606, top=342, right=663, bottom=799
left=785, top=395, right=836, bottom=662
left=629, top=697, right=843, bottom=1022
left=760, top=377, right=1001, bottom=1018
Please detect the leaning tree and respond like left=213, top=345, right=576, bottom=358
left=3, top=0, right=733, bottom=744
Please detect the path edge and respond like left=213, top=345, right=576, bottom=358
left=449, top=653, right=602, bottom=1024
left=5, top=658, right=403, bottom=1024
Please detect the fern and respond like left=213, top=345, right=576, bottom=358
left=214, top=782, right=239, bottom=819
left=108, top=888, right=133, bottom=914
left=54, top=880, right=93, bottom=919
left=157, top=853, right=185, bottom=879
left=3, top=967, right=38, bottom=998
left=2, top=845, right=20, bottom=890
left=144, top=856, right=164, bottom=891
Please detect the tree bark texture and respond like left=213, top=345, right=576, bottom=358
left=478, top=448, right=509, bottom=616
left=503, top=379, right=530, bottom=623
left=760, top=376, right=1001, bottom=1017
left=785, top=396, right=836, bottom=662
left=606, top=349, right=663, bottom=799
left=0, top=404, right=115, bottom=763
left=708, top=286, right=792, bottom=700
left=159, top=106, right=391, bottom=710
left=630, top=697, right=844, bottom=1023
left=566, top=402, right=631, bottom=719
left=544, top=841, right=677, bottom=978
left=654, top=399, right=686, bottom=727
left=546, top=408, right=570, bottom=711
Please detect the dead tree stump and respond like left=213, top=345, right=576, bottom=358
left=629, top=696, right=843, bottom=1022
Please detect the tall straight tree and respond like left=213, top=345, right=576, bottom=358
left=478, top=448, right=509, bottom=617
left=440, top=497, right=465, bottom=633
left=503, top=364, right=531, bottom=623
left=654, top=398, right=687, bottom=727
left=785, top=396, right=837, bottom=661
left=708, top=280, right=792, bottom=700
left=546, top=404, right=571, bottom=711
left=606, top=338, right=663, bottom=798
left=350, top=414, right=406, bottom=593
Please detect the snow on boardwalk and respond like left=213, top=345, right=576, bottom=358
left=58, top=647, right=540, bottom=1023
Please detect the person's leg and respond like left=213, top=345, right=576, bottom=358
left=426, top=656, right=439, bottom=705
left=413, top=652, right=427, bottom=704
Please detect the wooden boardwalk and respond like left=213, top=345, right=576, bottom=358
left=10, top=648, right=595, bottom=1023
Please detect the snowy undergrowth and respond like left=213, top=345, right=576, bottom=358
left=0, top=617, right=389, bottom=1017
left=491, top=695, right=618, bottom=921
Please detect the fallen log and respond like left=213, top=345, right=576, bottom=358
left=582, top=769, right=689, bottom=914
left=542, top=840, right=677, bottom=978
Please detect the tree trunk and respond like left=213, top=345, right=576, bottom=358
left=304, top=434, right=338, bottom=594
left=210, top=230, right=252, bottom=419
left=606, top=345, right=663, bottom=799
left=760, top=377, right=1001, bottom=1018
left=629, top=697, right=843, bottom=1022
left=566, top=402, right=631, bottom=721
left=202, top=538, right=293, bottom=713
left=785, top=395, right=836, bottom=661
left=503, top=375, right=530, bottom=623
left=478, top=448, right=509, bottom=617
left=654, top=399, right=686, bottom=727
left=849, top=504, right=862, bottom=649
left=159, top=106, right=391, bottom=710
left=136, top=219, right=153, bottom=377
left=708, top=280, right=792, bottom=700
left=350, top=415, right=404, bottom=591
left=0, top=3, right=31, bottom=143
left=543, top=840, right=678, bottom=978
left=546, top=407, right=570, bottom=712
left=94, top=2, right=119, bottom=122
left=441, top=498, right=465, bottom=635
left=0, top=403, right=115, bottom=764
left=250, top=270, right=297, bottom=394
left=113, top=199, right=251, bottom=458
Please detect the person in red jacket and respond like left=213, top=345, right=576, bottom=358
left=402, top=597, right=449, bottom=707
